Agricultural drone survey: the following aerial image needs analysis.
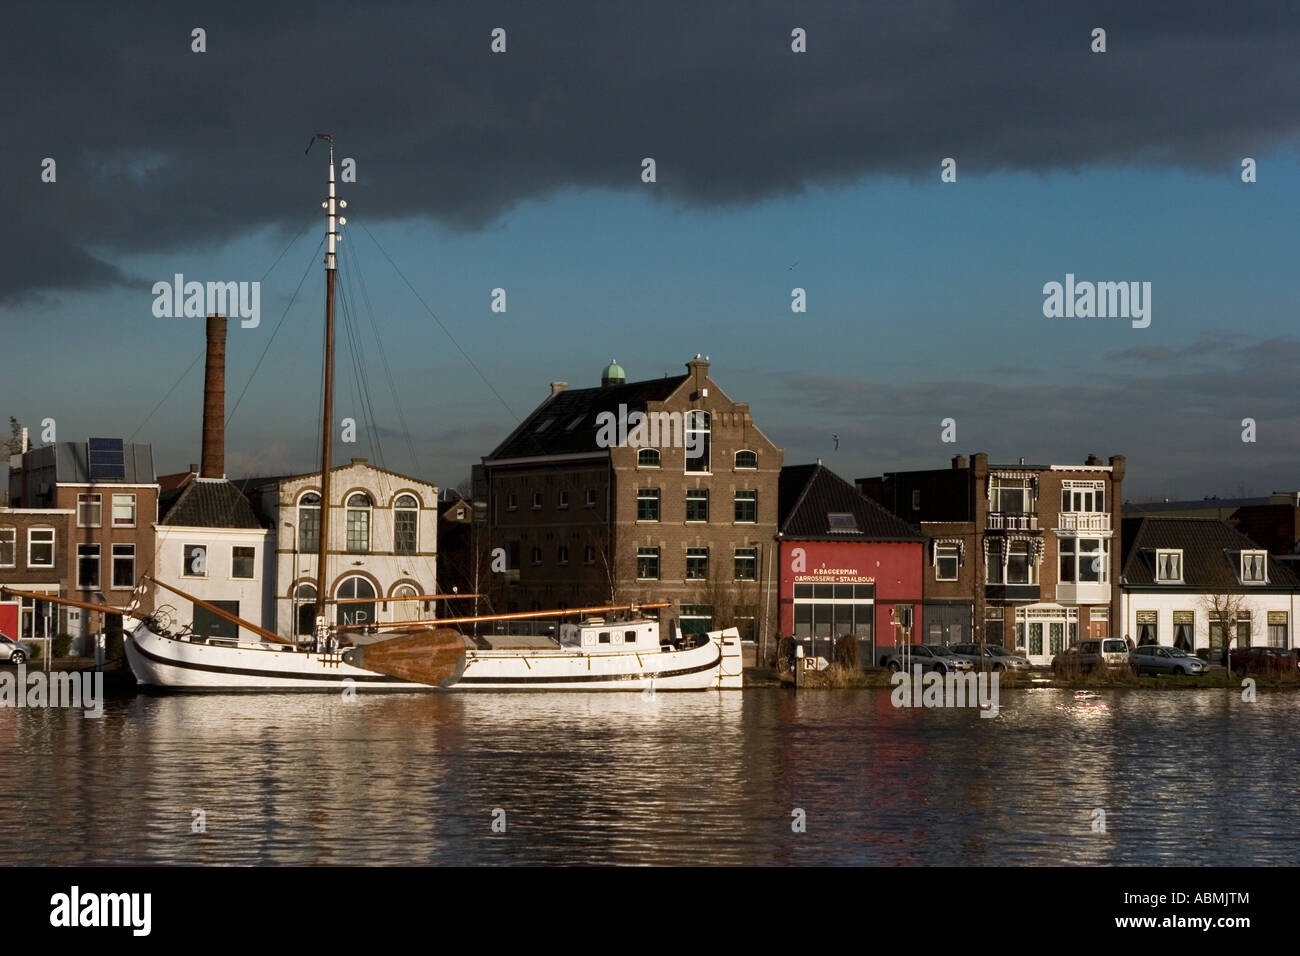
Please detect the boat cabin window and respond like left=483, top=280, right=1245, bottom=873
left=598, top=631, right=610, bottom=644
left=626, top=630, right=638, bottom=644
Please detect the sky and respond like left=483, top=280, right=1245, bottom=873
left=2, top=1, right=1299, bottom=500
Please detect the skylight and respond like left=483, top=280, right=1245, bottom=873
left=828, top=512, right=858, bottom=532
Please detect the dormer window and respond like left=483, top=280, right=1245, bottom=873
left=827, top=512, right=858, bottom=533
left=1156, top=549, right=1183, bottom=583
left=1241, top=550, right=1267, bottom=584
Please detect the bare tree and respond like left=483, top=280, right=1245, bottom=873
left=1199, top=591, right=1254, bottom=675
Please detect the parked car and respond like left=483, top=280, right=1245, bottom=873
left=0, top=632, right=32, bottom=665
left=879, top=644, right=973, bottom=674
left=949, top=642, right=1032, bottom=672
left=1227, top=646, right=1300, bottom=678
left=1129, top=644, right=1207, bottom=676
left=1052, top=638, right=1129, bottom=675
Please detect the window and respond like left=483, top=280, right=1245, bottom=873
left=112, top=493, right=137, bottom=527
left=686, top=489, right=709, bottom=522
left=557, top=489, right=569, bottom=509
left=986, top=539, right=1003, bottom=584
left=298, top=493, right=321, bottom=552
left=558, top=545, right=569, bottom=565
left=0, top=528, right=14, bottom=567
left=1268, top=611, right=1288, bottom=648
left=734, top=450, right=757, bottom=470
left=1241, top=550, right=1267, bottom=583
left=685, top=410, right=710, bottom=473
left=638, top=449, right=660, bottom=468
left=583, top=545, right=596, bottom=565
left=935, top=545, right=959, bottom=581
left=992, top=477, right=1033, bottom=514
left=679, top=604, right=715, bottom=635
left=77, top=544, right=100, bottom=589
left=531, top=546, right=543, bottom=565
left=1059, top=537, right=1108, bottom=584
left=637, top=488, right=660, bottom=522
left=394, top=494, right=419, bottom=554
left=792, top=583, right=875, bottom=642
left=293, top=583, right=317, bottom=636
left=828, top=512, right=858, bottom=533
left=1061, top=485, right=1104, bottom=513
left=734, top=490, right=757, bottom=523
left=335, top=576, right=376, bottom=627
left=232, top=546, right=255, bottom=579
left=506, top=493, right=518, bottom=511
left=734, top=547, right=757, bottom=581
left=184, top=544, right=207, bottom=577
left=28, top=529, right=54, bottom=568
left=346, top=493, right=372, bottom=553
left=911, top=489, right=921, bottom=511
left=637, top=547, right=660, bottom=580
left=1007, top=541, right=1036, bottom=584
left=531, top=491, right=542, bottom=510
left=1156, top=549, right=1182, bottom=582
left=686, top=547, right=709, bottom=580
left=586, top=488, right=597, bottom=507
left=112, top=544, right=135, bottom=589
left=78, top=493, right=102, bottom=527
left=1135, top=610, right=1158, bottom=645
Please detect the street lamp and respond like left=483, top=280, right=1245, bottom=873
left=284, top=521, right=297, bottom=642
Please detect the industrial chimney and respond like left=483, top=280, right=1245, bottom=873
left=200, top=314, right=227, bottom=479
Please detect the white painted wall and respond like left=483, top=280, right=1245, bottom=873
left=153, top=526, right=273, bottom=642
left=1120, top=588, right=1297, bottom=650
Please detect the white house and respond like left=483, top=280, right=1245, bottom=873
left=239, top=458, right=440, bottom=640
left=1120, top=516, right=1299, bottom=657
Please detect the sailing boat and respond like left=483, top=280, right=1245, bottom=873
left=113, top=136, right=741, bottom=692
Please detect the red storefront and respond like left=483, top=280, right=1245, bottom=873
left=777, top=464, right=925, bottom=666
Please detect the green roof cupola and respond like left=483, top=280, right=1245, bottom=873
left=601, top=359, right=626, bottom=388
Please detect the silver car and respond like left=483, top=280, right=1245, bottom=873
left=0, top=632, right=32, bottom=665
left=1129, top=644, right=1207, bottom=676
left=949, top=642, right=1032, bottom=672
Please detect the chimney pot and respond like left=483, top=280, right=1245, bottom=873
left=952, top=455, right=967, bottom=470
left=200, top=314, right=227, bottom=479
left=550, top=381, right=568, bottom=396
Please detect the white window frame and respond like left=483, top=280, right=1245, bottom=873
left=231, top=545, right=256, bottom=580
left=734, top=450, right=757, bottom=470
left=1241, top=550, right=1267, bottom=584
left=733, top=489, right=757, bottom=524
left=111, top=493, right=137, bottom=528
left=111, top=543, right=136, bottom=590
left=636, top=547, right=660, bottom=581
left=393, top=494, right=420, bottom=555
left=184, top=543, right=208, bottom=578
left=28, top=528, right=55, bottom=569
left=1155, top=549, right=1183, bottom=583
left=77, top=543, right=101, bottom=590
left=734, top=546, right=758, bottom=581
left=0, top=527, right=15, bottom=568
left=934, top=544, right=960, bottom=581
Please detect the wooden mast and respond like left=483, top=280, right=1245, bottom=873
left=311, top=133, right=344, bottom=644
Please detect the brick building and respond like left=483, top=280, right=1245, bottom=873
left=859, top=452, right=1125, bottom=665
left=482, top=356, right=783, bottom=642
left=0, top=506, right=74, bottom=641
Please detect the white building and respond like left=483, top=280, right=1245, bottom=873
left=1120, top=516, right=1299, bottom=656
left=239, top=458, right=440, bottom=640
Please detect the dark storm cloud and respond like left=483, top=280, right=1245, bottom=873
left=3, top=0, right=1299, bottom=299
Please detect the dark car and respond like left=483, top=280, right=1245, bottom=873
left=878, top=644, right=973, bottom=675
left=1228, top=646, right=1300, bottom=678
left=949, top=642, right=1032, bottom=672
left=1129, top=644, right=1207, bottom=676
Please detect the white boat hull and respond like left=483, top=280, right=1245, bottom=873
left=125, top=621, right=744, bottom=692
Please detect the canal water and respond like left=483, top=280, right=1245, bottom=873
left=2, top=687, right=1296, bottom=865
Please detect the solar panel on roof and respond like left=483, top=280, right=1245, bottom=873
left=87, top=438, right=126, bottom=480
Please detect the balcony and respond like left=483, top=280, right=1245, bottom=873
left=1057, top=512, right=1111, bottom=532
left=986, top=512, right=1039, bottom=531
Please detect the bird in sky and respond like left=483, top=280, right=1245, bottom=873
left=832, top=434, right=839, bottom=450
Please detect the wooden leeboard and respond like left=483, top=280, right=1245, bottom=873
left=344, top=627, right=467, bottom=687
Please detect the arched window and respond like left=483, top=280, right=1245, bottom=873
left=685, top=411, right=711, bottom=473
left=394, top=494, right=419, bottom=555
left=336, top=576, right=377, bottom=627
left=391, top=583, right=420, bottom=623
left=293, top=583, right=317, bottom=637
left=638, top=448, right=660, bottom=468
left=346, top=493, right=372, bottom=553
left=734, top=450, right=757, bottom=470
left=297, top=493, right=321, bottom=552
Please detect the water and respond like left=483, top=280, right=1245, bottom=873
left=2, top=687, right=1297, bottom=865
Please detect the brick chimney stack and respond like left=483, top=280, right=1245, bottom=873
left=200, top=314, right=227, bottom=479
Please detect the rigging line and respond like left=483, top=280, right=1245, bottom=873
left=358, top=221, right=521, bottom=424
left=349, top=238, right=422, bottom=476
left=336, top=262, right=382, bottom=467
left=259, top=219, right=314, bottom=282
left=126, top=348, right=205, bottom=445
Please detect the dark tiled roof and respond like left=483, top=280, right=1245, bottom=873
left=160, top=478, right=264, bottom=528
left=485, top=377, right=689, bottom=461
left=1121, top=516, right=1299, bottom=590
left=779, top=463, right=924, bottom=541
left=1123, top=496, right=1267, bottom=514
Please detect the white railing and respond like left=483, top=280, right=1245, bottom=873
left=1058, top=512, right=1111, bottom=532
left=987, top=512, right=1038, bottom=530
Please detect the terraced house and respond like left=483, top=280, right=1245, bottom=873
left=858, top=452, right=1125, bottom=665
left=481, top=356, right=782, bottom=643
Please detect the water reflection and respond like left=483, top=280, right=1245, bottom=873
left=0, top=688, right=1295, bottom=865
